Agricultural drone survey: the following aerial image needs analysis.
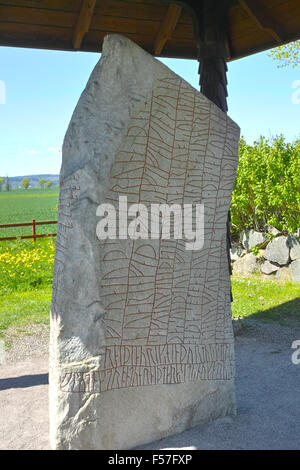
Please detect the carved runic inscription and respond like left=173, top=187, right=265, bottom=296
left=51, top=174, right=80, bottom=315
left=59, top=75, right=239, bottom=394
left=60, top=344, right=235, bottom=393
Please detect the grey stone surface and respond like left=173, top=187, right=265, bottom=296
left=290, top=260, right=300, bottom=283
left=288, top=235, right=300, bottom=261
left=265, top=225, right=280, bottom=237
left=264, top=236, right=290, bottom=266
left=260, top=260, right=280, bottom=275
left=230, top=244, right=245, bottom=262
left=275, top=267, right=291, bottom=281
left=241, top=230, right=268, bottom=251
left=232, top=253, right=259, bottom=276
left=49, top=34, right=240, bottom=450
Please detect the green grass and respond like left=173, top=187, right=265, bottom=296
left=0, top=287, right=51, bottom=338
left=0, top=187, right=59, bottom=238
left=232, top=275, right=300, bottom=327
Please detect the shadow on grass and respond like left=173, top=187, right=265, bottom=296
left=244, top=297, right=300, bottom=327
left=0, top=373, right=48, bottom=391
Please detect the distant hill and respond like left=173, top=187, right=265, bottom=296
left=5, top=174, right=59, bottom=189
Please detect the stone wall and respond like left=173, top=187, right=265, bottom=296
left=231, top=228, right=300, bottom=282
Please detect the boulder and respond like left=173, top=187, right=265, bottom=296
left=288, top=234, right=300, bottom=261
left=232, top=253, right=259, bottom=275
left=241, top=229, right=268, bottom=251
left=275, top=267, right=291, bottom=281
left=230, top=244, right=245, bottom=261
left=261, top=260, right=280, bottom=275
left=290, top=260, right=300, bottom=283
left=265, top=225, right=280, bottom=237
left=264, top=236, right=290, bottom=266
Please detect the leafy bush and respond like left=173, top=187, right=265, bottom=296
left=231, top=136, right=300, bottom=235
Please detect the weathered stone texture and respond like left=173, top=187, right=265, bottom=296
left=232, top=253, right=259, bottom=276
left=290, top=259, right=300, bottom=283
left=288, top=235, right=300, bottom=261
left=49, top=34, right=240, bottom=450
left=264, top=236, right=290, bottom=266
left=261, top=260, right=280, bottom=275
left=241, top=230, right=268, bottom=251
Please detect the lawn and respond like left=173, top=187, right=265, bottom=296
left=232, top=276, right=300, bottom=327
left=0, top=287, right=51, bottom=335
left=0, top=187, right=59, bottom=238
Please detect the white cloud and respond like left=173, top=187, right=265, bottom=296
left=46, top=146, right=62, bottom=156
left=25, top=144, right=62, bottom=160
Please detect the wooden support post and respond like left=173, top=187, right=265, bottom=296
left=197, top=0, right=231, bottom=113
left=197, top=0, right=233, bottom=298
left=32, top=218, right=36, bottom=242
left=154, top=4, right=182, bottom=55
left=73, top=0, right=96, bottom=50
left=167, top=0, right=233, bottom=298
left=165, top=1, right=231, bottom=109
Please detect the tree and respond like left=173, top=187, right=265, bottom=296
left=38, top=178, right=46, bottom=189
left=5, top=176, right=10, bottom=191
left=46, top=181, right=53, bottom=189
left=21, top=177, right=30, bottom=189
left=0, top=177, right=3, bottom=191
left=269, top=40, right=300, bottom=67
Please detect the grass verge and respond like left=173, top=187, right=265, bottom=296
left=0, top=287, right=51, bottom=338
left=232, top=275, right=300, bottom=327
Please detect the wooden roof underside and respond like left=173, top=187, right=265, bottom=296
left=0, top=0, right=299, bottom=61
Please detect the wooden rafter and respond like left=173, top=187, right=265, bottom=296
left=153, top=4, right=182, bottom=55
left=225, top=36, right=233, bottom=61
left=73, top=0, right=96, bottom=50
left=0, top=0, right=300, bottom=60
left=238, top=0, right=283, bottom=43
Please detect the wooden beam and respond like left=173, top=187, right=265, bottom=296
left=73, top=0, right=96, bottom=50
left=153, top=4, right=182, bottom=55
left=238, top=0, right=283, bottom=43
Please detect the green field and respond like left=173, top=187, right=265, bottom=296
left=0, top=187, right=59, bottom=238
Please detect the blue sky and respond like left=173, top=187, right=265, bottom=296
left=0, top=44, right=299, bottom=177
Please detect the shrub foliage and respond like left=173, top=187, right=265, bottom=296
left=231, top=136, right=300, bottom=235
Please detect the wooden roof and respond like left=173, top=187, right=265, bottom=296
left=0, top=0, right=299, bottom=61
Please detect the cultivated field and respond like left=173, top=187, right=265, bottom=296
left=0, top=187, right=59, bottom=238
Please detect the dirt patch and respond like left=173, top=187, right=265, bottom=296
left=2, top=323, right=49, bottom=363
left=235, top=317, right=300, bottom=345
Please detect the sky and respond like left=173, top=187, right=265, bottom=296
left=0, top=44, right=299, bottom=177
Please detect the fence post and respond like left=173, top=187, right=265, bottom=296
left=32, top=218, right=36, bottom=242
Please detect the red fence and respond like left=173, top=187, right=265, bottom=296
left=0, top=219, right=57, bottom=242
